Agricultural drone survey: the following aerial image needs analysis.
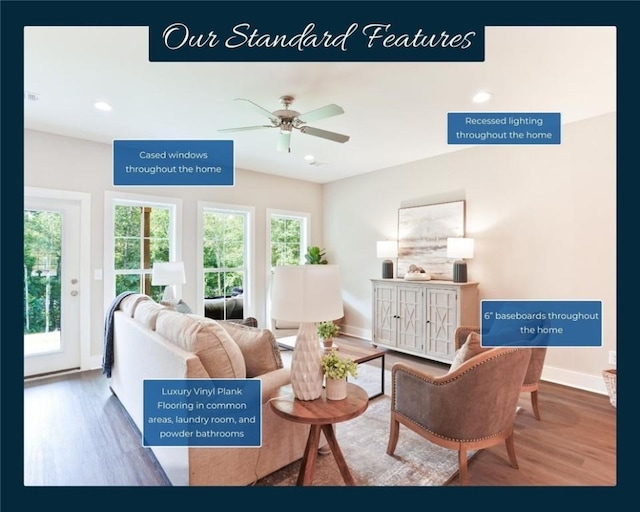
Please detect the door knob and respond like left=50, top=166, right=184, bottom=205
left=70, top=290, right=78, bottom=296
left=71, top=278, right=78, bottom=284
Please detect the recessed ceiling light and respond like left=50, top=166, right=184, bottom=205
left=472, top=91, right=493, bottom=104
left=304, top=154, right=315, bottom=162
left=94, top=101, right=113, bottom=112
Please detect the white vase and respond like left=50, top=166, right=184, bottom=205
left=290, top=322, right=324, bottom=400
left=325, top=377, right=347, bottom=400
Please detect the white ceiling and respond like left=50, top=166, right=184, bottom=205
left=24, top=26, right=615, bottom=184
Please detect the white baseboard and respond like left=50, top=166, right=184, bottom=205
left=340, top=325, right=371, bottom=341
left=541, top=365, right=608, bottom=395
left=342, top=324, right=609, bottom=396
left=86, top=355, right=103, bottom=371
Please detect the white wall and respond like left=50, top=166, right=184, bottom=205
left=323, top=113, right=616, bottom=393
left=24, top=129, right=323, bottom=362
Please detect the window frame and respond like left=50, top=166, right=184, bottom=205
left=104, top=191, right=182, bottom=311
left=265, top=208, right=310, bottom=327
left=196, top=201, right=255, bottom=319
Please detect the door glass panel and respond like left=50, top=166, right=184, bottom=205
left=24, top=210, right=62, bottom=356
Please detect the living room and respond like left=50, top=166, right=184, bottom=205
left=20, top=22, right=616, bottom=489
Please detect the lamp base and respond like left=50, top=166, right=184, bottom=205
left=452, top=261, right=468, bottom=283
left=382, top=260, right=394, bottom=279
left=162, top=286, right=176, bottom=302
left=290, top=322, right=323, bottom=400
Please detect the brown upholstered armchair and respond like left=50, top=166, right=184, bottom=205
left=387, top=347, right=532, bottom=484
left=455, top=326, right=548, bottom=420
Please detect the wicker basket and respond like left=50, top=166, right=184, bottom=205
left=602, top=369, right=616, bottom=408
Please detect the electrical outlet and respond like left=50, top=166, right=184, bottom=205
left=608, top=351, right=616, bottom=366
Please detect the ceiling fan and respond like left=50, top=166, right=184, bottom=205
left=218, top=95, right=350, bottom=153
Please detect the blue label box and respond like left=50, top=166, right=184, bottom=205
left=481, top=300, right=602, bottom=347
left=448, top=113, right=561, bottom=145
left=114, top=140, right=234, bottom=186
left=143, top=379, right=262, bottom=447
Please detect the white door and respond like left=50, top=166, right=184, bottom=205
left=24, top=196, right=82, bottom=377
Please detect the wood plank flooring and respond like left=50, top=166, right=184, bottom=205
left=23, top=337, right=616, bottom=486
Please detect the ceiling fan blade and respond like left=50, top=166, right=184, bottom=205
left=218, top=125, right=272, bottom=133
left=276, top=131, right=291, bottom=153
left=234, top=98, right=280, bottom=123
left=297, top=104, right=344, bottom=124
left=300, top=126, right=350, bottom=144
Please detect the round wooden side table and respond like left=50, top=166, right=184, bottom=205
left=269, top=383, right=368, bottom=486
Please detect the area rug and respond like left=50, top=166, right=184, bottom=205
left=258, top=352, right=477, bottom=486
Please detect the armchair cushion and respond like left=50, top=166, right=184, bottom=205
left=449, top=331, right=488, bottom=372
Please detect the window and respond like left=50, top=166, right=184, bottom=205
left=105, top=192, right=181, bottom=307
left=266, top=210, right=310, bottom=327
left=198, top=203, right=254, bottom=321
left=270, top=215, right=306, bottom=267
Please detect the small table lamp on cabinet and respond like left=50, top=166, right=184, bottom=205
left=377, top=241, right=398, bottom=279
left=446, top=238, right=474, bottom=283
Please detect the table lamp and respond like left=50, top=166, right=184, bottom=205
left=446, top=238, right=474, bottom=283
left=152, top=261, right=186, bottom=301
left=271, top=265, right=344, bottom=400
left=377, top=241, right=398, bottom=279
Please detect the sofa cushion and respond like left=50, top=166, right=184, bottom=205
left=119, top=293, right=152, bottom=317
left=216, top=321, right=283, bottom=377
left=133, top=301, right=168, bottom=330
left=449, top=331, right=488, bottom=373
left=156, top=310, right=246, bottom=378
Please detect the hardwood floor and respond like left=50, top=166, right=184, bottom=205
left=23, top=337, right=616, bottom=486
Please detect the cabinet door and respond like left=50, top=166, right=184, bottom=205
left=396, top=286, right=424, bottom=352
left=425, top=288, right=457, bottom=362
left=372, top=283, right=397, bottom=346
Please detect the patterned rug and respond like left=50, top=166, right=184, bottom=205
left=257, top=352, right=477, bottom=486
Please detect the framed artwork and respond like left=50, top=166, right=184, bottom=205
left=397, top=200, right=465, bottom=279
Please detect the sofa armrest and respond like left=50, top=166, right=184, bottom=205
left=258, top=368, right=291, bottom=404
left=216, top=321, right=283, bottom=377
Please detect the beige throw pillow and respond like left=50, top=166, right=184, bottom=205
left=156, top=311, right=246, bottom=379
left=449, top=332, right=488, bottom=372
left=216, top=321, right=283, bottom=377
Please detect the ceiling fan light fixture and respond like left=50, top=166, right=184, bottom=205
left=304, top=154, right=315, bottom=162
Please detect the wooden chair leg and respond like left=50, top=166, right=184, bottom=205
left=531, top=390, right=541, bottom=420
left=505, top=431, right=519, bottom=469
left=458, top=449, right=468, bottom=485
left=386, top=414, right=400, bottom=455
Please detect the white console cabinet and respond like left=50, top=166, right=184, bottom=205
left=371, top=279, right=479, bottom=363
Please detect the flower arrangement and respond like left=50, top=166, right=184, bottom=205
left=317, top=321, right=340, bottom=341
left=320, top=349, right=358, bottom=380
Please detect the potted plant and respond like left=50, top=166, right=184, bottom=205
left=317, top=320, right=340, bottom=351
left=304, top=246, right=328, bottom=265
left=320, top=349, right=358, bottom=400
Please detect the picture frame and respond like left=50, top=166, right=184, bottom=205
left=397, top=200, right=465, bottom=279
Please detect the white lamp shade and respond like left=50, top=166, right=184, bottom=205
left=151, top=261, right=186, bottom=286
left=377, top=241, right=398, bottom=259
left=271, top=265, right=344, bottom=323
left=447, top=238, right=474, bottom=259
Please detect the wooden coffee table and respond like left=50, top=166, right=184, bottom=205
left=277, top=335, right=386, bottom=399
left=270, top=383, right=368, bottom=486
